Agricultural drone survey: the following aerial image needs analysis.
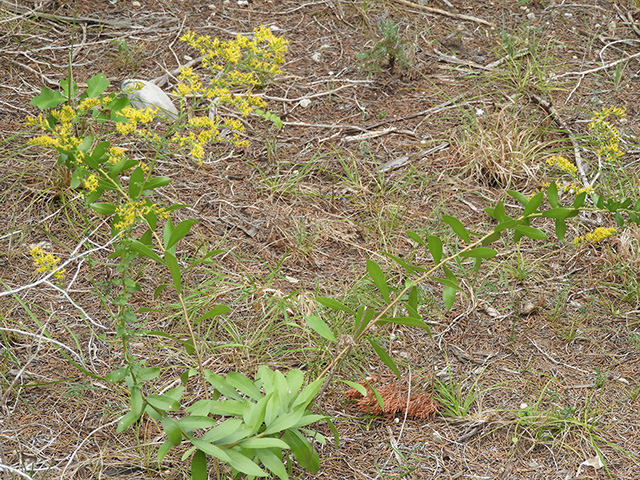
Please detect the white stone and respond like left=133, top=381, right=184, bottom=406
left=121, top=79, right=179, bottom=121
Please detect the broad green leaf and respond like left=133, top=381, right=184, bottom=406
left=239, top=437, right=290, bottom=449
left=494, top=218, right=520, bottom=233
left=256, top=449, right=289, bottom=480
left=541, top=208, right=579, bottom=219
left=406, top=230, right=425, bottom=245
left=340, top=380, right=367, bottom=396
left=294, top=413, right=326, bottom=428
left=305, top=315, right=336, bottom=342
left=116, top=409, right=142, bottom=433
left=427, top=234, right=443, bottom=264
left=128, top=240, right=163, bottom=263
left=442, top=214, right=470, bottom=243
left=375, top=316, right=429, bottom=329
left=90, top=202, right=116, bottom=215
left=555, top=217, right=567, bottom=241
left=208, top=400, right=245, bottom=417
left=157, top=439, right=173, bottom=463
left=178, top=415, right=218, bottom=430
left=264, top=407, right=305, bottom=435
left=226, top=449, right=267, bottom=477
left=30, top=86, right=66, bottom=109
left=164, top=251, right=181, bottom=294
left=60, top=76, right=77, bottom=99
left=204, top=371, right=243, bottom=400
left=226, top=371, right=262, bottom=400
left=167, top=219, right=199, bottom=250
left=354, top=306, right=375, bottom=337
left=144, top=176, right=172, bottom=190
left=368, top=338, right=400, bottom=377
left=615, top=212, right=624, bottom=226
left=138, top=367, right=161, bottom=381
left=315, top=296, right=355, bottom=316
left=514, top=224, right=547, bottom=240
left=574, top=191, right=587, bottom=208
left=190, top=439, right=232, bottom=463
left=162, top=417, right=183, bottom=447
left=523, top=191, right=544, bottom=216
left=147, top=394, right=181, bottom=411
left=106, top=366, right=128, bottom=382
left=191, top=449, right=207, bottom=480
left=195, top=305, right=231, bottom=324
left=482, top=231, right=501, bottom=246
left=244, top=394, right=270, bottom=433
left=128, top=166, right=145, bottom=200
left=443, top=284, right=456, bottom=310
left=292, top=377, right=323, bottom=409
left=286, top=369, right=305, bottom=396
left=201, top=418, right=243, bottom=443
left=282, top=429, right=319, bottom=473
left=86, top=73, right=109, bottom=97
left=507, top=190, right=529, bottom=206
left=547, top=182, right=559, bottom=207
left=367, top=259, right=390, bottom=302
left=459, top=247, right=497, bottom=259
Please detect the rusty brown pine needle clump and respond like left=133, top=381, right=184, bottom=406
left=345, top=380, right=438, bottom=420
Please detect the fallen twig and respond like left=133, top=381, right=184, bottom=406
left=389, top=0, right=495, bottom=28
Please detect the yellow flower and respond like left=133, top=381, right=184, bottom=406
left=83, top=174, right=99, bottom=192
left=546, top=155, right=577, bottom=174
left=30, top=245, right=65, bottom=281
left=574, top=226, right=617, bottom=246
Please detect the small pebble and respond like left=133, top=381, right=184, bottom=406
left=132, top=0, right=140, bottom=6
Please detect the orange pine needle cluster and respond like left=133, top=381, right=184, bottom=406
left=345, top=380, right=438, bottom=420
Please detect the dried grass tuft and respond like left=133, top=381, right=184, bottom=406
left=345, top=380, right=438, bottom=420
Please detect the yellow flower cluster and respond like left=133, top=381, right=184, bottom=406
left=531, top=182, right=594, bottom=198
left=83, top=173, right=99, bottom=192
left=30, top=245, right=65, bottom=281
left=588, top=106, right=625, bottom=163
left=546, top=155, right=577, bottom=174
left=574, top=226, right=617, bottom=246
left=115, top=106, right=158, bottom=135
left=114, top=199, right=169, bottom=231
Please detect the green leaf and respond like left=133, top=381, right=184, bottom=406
left=190, top=439, right=232, bottom=463
left=128, top=166, right=145, bottom=200
left=106, top=366, right=128, bottom=382
left=164, top=251, right=182, bottom=294
left=138, top=367, right=161, bottom=381
left=200, top=418, right=244, bottom=443
left=90, top=202, right=116, bottom=215
left=443, top=284, right=456, bottom=310
left=157, top=440, right=173, bottom=464
left=178, top=415, right=218, bottom=430
left=60, top=76, right=77, bottom=99
left=482, top=231, right=501, bottom=246
left=406, top=230, right=425, bottom=245
left=195, top=305, right=231, bottom=324
left=146, top=394, right=181, bottom=411
left=427, top=235, right=443, bottom=264
left=240, top=437, right=290, bottom=449
left=30, top=86, right=66, bottom=109
left=304, top=315, right=336, bottom=342
left=292, top=377, right=323, bottom=409
left=86, top=73, right=109, bottom=97
left=227, top=371, right=262, bottom=400
left=523, top=191, right=544, bottom=216
left=555, top=217, right=567, bottom=241
left=282, top=429, right=319, bottom=473
left=167, top=219, right=198, bottom=250
left=507, top=190, right=529, bottom=206
left=315, top=296, right=355, bottom=316
left=116, top=409, right=142, bottom=433
left=264, top=407, right=305, bottom=435
left=128, top=240, right=163, bottom=263
left=162, top=417, right=183, bottom=447
left=442, top=214, right=470, bottom=243
left=514, top=224, right=547, bottom=240
left=340, top=380, right=367, bottom=396
left=541, top=208, right=579, bottom=219
left=227, top=449, right=268, bottom=477
left=256, top=449, right=289, bottom=480
left=191, top=449, right=207, bottom=480
left=375, top=316, right=429, bottom=329
left=547, top=182, right=559, bottom=208
left=367, top=259, right=390, bottom=302
left=368, top=338, right=400, bottom=377
left=144, top=176, right=172, bottom=190
left=459, top=247, right=497, bottom=259
left=574, top=192, right=587, bottom=208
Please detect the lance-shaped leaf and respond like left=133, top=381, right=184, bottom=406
left=367, top=259, right=390, bottom=303
left=427, top=234, right=443, bottom=264
left=459, top=247, right=497, bottom=259
left=523, top=191, right=544, bottom=216
left=305, top=315, right=336, bottom=342
left=368, top=338, right=401, bottom=378
left=442, top=214, right=470, bottom=243
left=316, top=297, right=355, bottom=316
left=555, top=217, right=567, bottom=240
left=547, top=182, right=559, bottom=208
left=514, top=224, right=548, bottom=240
